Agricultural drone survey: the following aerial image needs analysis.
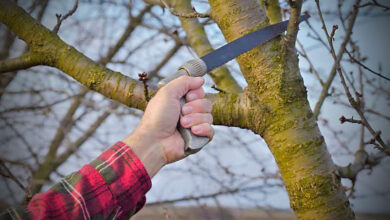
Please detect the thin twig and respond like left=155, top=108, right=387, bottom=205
left=138, top=72, right=150, bottom=102
left=339, top=115, right=362, bottom=124
left=297, top=40, right=324, bottom=85
left=312, top=0, right=361, bottom=119
left=366, top=109, right=390, bottom=121
left=0, top=94, right=79, bottom=115
left=211, top=85, right=226, bottom=94
left=1, top=118, right=40, bottom=166
left=315, top=0, right=389, bottom=155
left=52, top=0, right=78, bottom=33
left=359, top=0, right=390, bottom=11
left=345, top=49, right=390, bottom=81
left=287, top=0, right=297, bottom=8
left=304, top=19, right=331, bottom=52
left=0, top=161, right=31, bottom=198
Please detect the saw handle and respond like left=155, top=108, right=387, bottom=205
left=158, top=61, right=210, bottom=155
left=178, top=96, right=210, bottom=155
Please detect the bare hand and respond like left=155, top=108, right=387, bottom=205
left=124, top=76, right=214, bottom=176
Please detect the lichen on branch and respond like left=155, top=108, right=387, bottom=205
left=0, top=0, right=257, bottom=129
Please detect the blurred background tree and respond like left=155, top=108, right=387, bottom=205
left=0, top=0, right=389, bottom=219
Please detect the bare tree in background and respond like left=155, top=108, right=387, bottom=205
left=0, top=0, right=389, bottom=219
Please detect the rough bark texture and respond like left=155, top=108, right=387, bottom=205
left=29, top=5, right=151, bottom=194
left=0, top=0, right=149, bottom=110
left=168, top=0, right=242, bottom=93
left=0, top=0, right=355, bottom=219
left=209, top=0, right=354, bottom=219
left=0, top=0, right=251, bottom=127
left=0, top=0, right=49, bottom=100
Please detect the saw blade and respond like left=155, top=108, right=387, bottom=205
left=201, top=14, right=310, bottom=72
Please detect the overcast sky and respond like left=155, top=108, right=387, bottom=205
left=2, top=0, right=390, bottom=214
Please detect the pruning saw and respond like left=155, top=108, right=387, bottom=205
left=158, top=14, right=310, bottom=155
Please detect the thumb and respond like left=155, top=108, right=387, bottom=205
left=163, top=75, right=204, bottom=99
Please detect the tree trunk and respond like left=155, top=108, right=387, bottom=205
left=209, top=0, right=355, bottom=219
left=0, top=0, right=356, bottom=218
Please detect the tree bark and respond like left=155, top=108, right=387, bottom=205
left=0, top=0, right=49, bottom=100
left=0, top=0, right=252, bottom=127
left=0, top=0, right=356, bottom=218
left=168, top=0, right=242, bottom=93
left=209, top=0, right=354, bottom=219
left=29, top=5, right=152, bottom=194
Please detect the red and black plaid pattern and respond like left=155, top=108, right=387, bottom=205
left=1, top=142, right=151, bottom=220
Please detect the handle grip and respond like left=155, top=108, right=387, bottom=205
left=178, top=97, right=210, bottom=155
left=158, top=59, right=210, bottom=155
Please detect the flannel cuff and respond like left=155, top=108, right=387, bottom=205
left=90, top=141, right=152, bottom=218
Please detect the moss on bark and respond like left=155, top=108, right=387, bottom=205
left=209, top=0, right=355, bottom=219
left=169, top=0, right=242, bottom=93
left=0, top=1, right=355, bottom=218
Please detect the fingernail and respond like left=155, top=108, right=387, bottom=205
left=182, top=116, right=191, bottom=126
left=192, top=125, right=201, bottom=133
left=182, top=105, right=192, bottom=115
left=187, top=93, right=197, bottom=100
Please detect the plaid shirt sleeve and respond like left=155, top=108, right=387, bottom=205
left=2, top=141, right=152, bottom=220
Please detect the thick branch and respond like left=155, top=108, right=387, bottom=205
left=336, top=150, right=385, bottom=180
left=264, top=0, right=282, bottom=24
left=208, top=92, right=268, bottom=131
left=163, top=0, right=242, bottom=93
left=143, top=0, right=164, bottom=6
left=0, top=0, right=262, bottom=148
left=0, top=52, right=45, bottom=73
left=0, top=1, right=260, bottom=195
left=0, top=0, right=49, bottom=101
left=0, top=0, right=150, bottom=110
left=284, top=0, right=303, bottom=53
left=29, top=5, right=152, bottom=193
left=209, top=0, right=354, bottom=218
left=0, top=27, right=15, bottom=60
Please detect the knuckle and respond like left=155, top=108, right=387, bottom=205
left=206, top=114, right=213, bottom=123
left=205, top=99, right=212, bottom=112
left=197, top=99, right=211, bottom=112
left=190, top=100, right=202, bottom=111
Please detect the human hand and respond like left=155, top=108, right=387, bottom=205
left=123, top=76, right=214, bottom=177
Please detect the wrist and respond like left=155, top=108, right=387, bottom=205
left=123, top=131, right=167, bottom=178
